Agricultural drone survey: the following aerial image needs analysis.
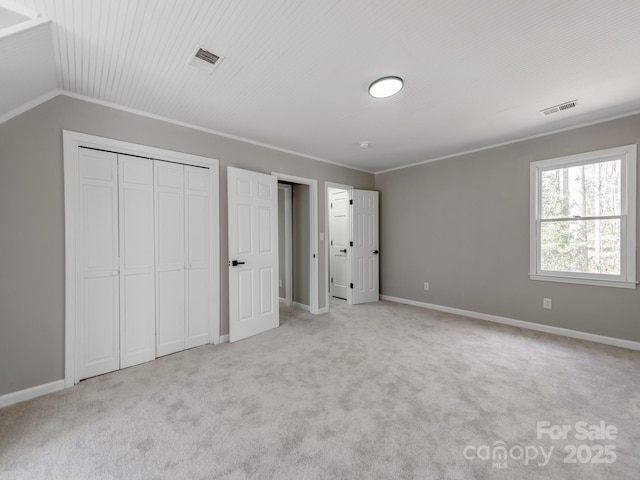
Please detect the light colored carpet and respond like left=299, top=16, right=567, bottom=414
left=1, top=299, right=639, bottom=479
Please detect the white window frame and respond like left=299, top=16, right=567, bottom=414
left=529, top=144, right=637, bottom=289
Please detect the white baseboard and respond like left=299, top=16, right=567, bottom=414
left=281, top=298, right=325, bottom=313
left=380, top=295, right=640, bottom=351
left=0, top=379, right=66, bottom=409
left=293, top=302, right=310, bottom=311
left=219, top=334, right=229, bottom=343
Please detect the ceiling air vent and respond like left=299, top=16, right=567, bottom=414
left=541, top=100, right=578, bottom=116
left=188, top=46, right=223, bottom=74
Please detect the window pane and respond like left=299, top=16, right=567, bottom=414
left=540, top=159, right=621, bottom=219
left=541, top=219, right=621, bottom=275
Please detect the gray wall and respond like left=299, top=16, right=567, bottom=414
left=278, top=186, right=287, bottom=300
left=0, top=95, right=374, bottom=396
left=375, top=114, right=640, bottom=342
left=293, top=184, right=310, bottom=306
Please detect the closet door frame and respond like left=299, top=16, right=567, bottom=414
left=63, top=130, right=220, bottom=386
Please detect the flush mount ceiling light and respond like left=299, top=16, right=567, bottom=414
left=368, top=76, right=403, bottom=98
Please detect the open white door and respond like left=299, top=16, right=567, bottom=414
left=329, top=189, right=350, bottom=299
left=228, top=167, right=279, bottom=342
left=350, top=189, right=379, bottom=305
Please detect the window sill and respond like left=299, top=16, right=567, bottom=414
left=529, top=274, right=637, bottom=289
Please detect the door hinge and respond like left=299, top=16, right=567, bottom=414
left=349, top=199, right=353, bottom=205
left=350, top=283, right=354, bottom=289
left=349, top=241, right=353, bottom=247
left=330, top=240, right=333, bottom=246
left=331, top=277, right=333, bottom=283
left=330, top=202, right=333, bottom=208
left=313, top=254, right=316, bottom=258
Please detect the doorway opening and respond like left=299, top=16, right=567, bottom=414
left=325, top=182, right=352, bottom=308
left=277, top=184, right=293, bottom=306
left=278, top=181, right=313, bottom=311
left=273, top=172, right=319, bottom=315
left=325, top=181, right=380, bottom=310
left=327, top=186, right=350, bottom=302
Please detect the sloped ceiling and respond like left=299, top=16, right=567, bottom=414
left=3, top=0, right=640, bottom=172
left=0, top=5, right=56, bottom=115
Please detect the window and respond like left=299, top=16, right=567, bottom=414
left=530, top=144, right=637, bottom=288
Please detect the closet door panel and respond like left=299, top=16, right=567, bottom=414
left=186, top=268, right=208, bottom=346
left=157, top=269, right=185, bottom=351
left=155, top=162, right=185, bottom=357
left=79, top=148, right=120, bottom=380
left=119, top=155, right=156, bottom=368
left=83, top=275, right=118, bottom=376
left=185, top=166, right=210, bottom=348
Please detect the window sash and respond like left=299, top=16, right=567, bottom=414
left=538, top=156, right=623, bottom=220
left=536, top=215, right=627, bottom=281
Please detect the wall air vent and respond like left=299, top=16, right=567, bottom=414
left=541, top=100, right=578, bottom=116
left=188, top=46, right=223, bottom=74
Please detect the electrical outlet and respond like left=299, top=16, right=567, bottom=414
left=543, top=298, right=552, bottom=309
left=424, top=282, right=429, bottom=291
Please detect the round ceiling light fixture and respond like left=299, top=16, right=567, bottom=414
left=368, top=76, right=403, bottom=98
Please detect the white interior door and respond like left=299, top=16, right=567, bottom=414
left=329, top=189, right=349, bottom=299
left=185, top=166, right=211, bottom=349
left=351, top=189, right=379, bottom=305
left=228, top=167, right=279, bottom=342
left=118, top=154, right=156, bottom=368
left=79, top=148, right=120, bottom=379
left=155, top=161, right=186, bottom=356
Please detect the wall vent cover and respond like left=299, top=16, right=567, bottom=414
left=541, top=100, right=578, bottom=116
left=188, top=46, right=223, bottom=74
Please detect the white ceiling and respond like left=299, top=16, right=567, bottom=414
left=3, top=0, right=640, bottom=173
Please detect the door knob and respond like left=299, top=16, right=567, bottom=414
left=231, top=260, right=245, bottom=267
left=373, top=250, right=379, bottom=254
left=339, top=249, right=347, bottom=253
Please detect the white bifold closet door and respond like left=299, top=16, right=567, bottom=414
left=79, top=150, right=155, bottom=379
left=78, top=149, right=211, bottom=380
left=118, top=156, right=156, bottom=368
left=155, top=161, right=210, bottom=357
left=79, top=149, right=120, bottom=379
